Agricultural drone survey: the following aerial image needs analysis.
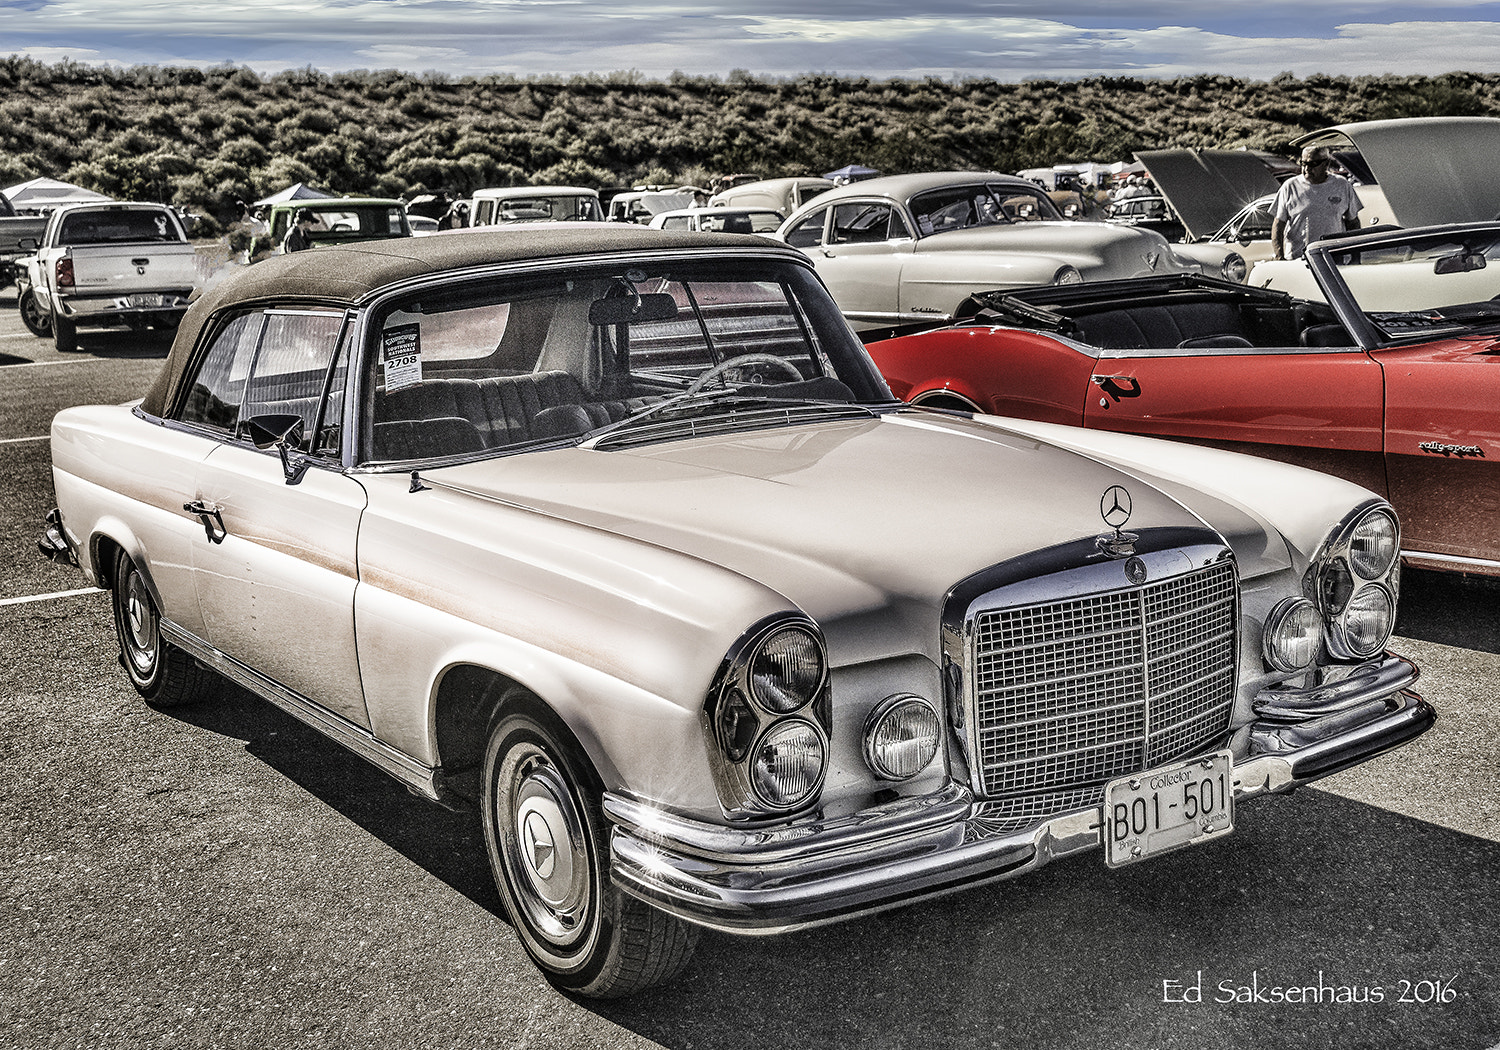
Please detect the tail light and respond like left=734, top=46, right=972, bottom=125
left=55, top=256, right=74, bottom=289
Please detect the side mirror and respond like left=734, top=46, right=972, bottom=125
left=244, top=413, right=310, bottom=484
left=17, top=237, right=39, bottom=251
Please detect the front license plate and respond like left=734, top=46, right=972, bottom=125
left=1103, top=750, right=1234, bottom=868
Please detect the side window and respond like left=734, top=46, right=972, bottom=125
left=243, top=311, right=348, bottom=442
left=831, top=203, right=894, bottom=245
left=176, top=308, right=348, bottom=455
left=474, top=199, right=495, bottom=226
left=783, top=209, right=827, bottom=249
left=178, top=312, right=261, bottom=432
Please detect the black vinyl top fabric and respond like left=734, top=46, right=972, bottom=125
left=140, top=223, right=790, bottom=418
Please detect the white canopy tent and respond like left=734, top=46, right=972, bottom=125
left=253, top=183, right=334, bottom=207
left=2, top=177, right=112, bottom=213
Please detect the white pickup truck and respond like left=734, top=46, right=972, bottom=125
left=20, top=202, right=198, bottom=351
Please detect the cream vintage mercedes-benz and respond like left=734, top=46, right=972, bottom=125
left=41, top=226, right=1432, bottom=997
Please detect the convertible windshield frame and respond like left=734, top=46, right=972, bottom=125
left=350, top=251, right=892, bottom=468
left=1307, top=222, right=1500, bottom=346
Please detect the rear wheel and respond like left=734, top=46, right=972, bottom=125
left=52, top=310, right=77, bottom=352
left=111, top=549, right=206, bottom=706
left=18, top=290, right=51, bottom=337
left=481, top=706, right=698, bottom=997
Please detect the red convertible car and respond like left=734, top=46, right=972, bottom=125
left=867, top=222, right=1500, bottom=576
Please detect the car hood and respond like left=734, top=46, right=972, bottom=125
left=1134, top=149, right=1284, bottom=241
left=429, top=411, right=1261, bottom=660
left=1293, top=117, right=1500, bottom=228
left=916, top=221, right=1190, bottom=275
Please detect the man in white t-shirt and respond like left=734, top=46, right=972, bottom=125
left=1271, top=146, right=1362, bottom=260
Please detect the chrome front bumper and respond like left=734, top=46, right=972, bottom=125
left=605, top=654, right=1431, bottom=935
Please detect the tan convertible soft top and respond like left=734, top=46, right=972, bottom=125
left=139, top=223, right=793, bottom=418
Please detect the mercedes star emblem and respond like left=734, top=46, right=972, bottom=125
left=1101, top=485, right=1133, bottom=529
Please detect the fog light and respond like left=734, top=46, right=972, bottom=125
left=863, top=695, right=941, bottom=780
left=750, top=720, right=825, bottom=808
left=1341, top=586, right=1395, bottom=658
left=1263, top=597, right=1321, bottom=673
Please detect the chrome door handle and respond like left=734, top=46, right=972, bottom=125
left=183, top=500, right=226, bottom=544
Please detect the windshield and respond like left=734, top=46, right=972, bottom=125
left=304, top=206, right=407, bottom=242
left=494, top=195, right=603, bottom=222
left=908, top=183, right=1063, bottom=236
left=363, top=258, right=889, bottom=463
left=1321, top=228, right=1500, bottom=340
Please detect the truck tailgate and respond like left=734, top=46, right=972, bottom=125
left=66, top=244, right=198, bottom=295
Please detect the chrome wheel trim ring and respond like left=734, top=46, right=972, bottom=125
left=123, top=569, right=158, bottom=675
left=504, top=748, right=593, bottom=946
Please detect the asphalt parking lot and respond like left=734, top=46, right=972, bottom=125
left=1, top=285, right=1496, bottom=1050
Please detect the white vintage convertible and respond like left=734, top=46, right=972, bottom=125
left=41, top=226, right=1431, bottom=996
left=774, top=171, right=1245, bottom=332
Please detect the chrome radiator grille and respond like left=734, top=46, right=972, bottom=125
left=969, top=559, right=1237, bottom=805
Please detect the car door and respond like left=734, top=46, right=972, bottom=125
left=1377, top=339, right=1500, bottom=563
left=178, top=306, right=372, bottom=727
left=805, top=201, right=910, bottom=326
left=1082, top=346, right=1389, bottom=496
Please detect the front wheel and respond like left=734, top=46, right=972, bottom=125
left=18, top=289, right=52, bottom=337
left=481, top=707, right=698, bottom=997
left=111, top=549, right=206, bottom=706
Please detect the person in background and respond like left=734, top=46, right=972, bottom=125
left=281, top=209, right=319, bottom=253
left=1271, top=146, right=1362, bottom=260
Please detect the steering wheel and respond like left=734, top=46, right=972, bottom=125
left=685, top=353, right=804, bottom=395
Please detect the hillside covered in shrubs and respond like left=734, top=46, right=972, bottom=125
left=2, top=56, right=1498, bottom=235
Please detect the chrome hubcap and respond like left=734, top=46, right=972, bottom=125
left=505, top=750, right=591, bottom=946
left=123, top=571, right=157, bottom=672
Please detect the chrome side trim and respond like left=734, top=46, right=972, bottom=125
left=1401, top=549, right=1500, bottom=577
left=159, top=619, right=445, bottom=802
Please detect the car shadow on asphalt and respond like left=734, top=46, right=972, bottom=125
left=1398, top=568, right=1500, bottom=654
left=595, top=791, right=1500, bottom=1048
left=166, top=670, right=1499, bottom=1047
left=166, top=678, right=505, bottom=918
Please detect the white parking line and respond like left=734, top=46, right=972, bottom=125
left=0, top=587, right=104, bottom=607
left=0, top=435, right=49, bottom=445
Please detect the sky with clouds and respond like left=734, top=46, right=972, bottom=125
left=5, top=1, right=1500, bottom=81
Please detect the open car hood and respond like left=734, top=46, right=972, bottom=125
left=1293, top=117, right=1500, bottom=228
left=1134, top=149, right=1284, bottom=241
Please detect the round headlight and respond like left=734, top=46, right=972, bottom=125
left=1263, top=596, right=1322, bottom=673
left=1052, top=265, right=1084, bottom=285
left=750, top=626, right=824, bottom=713
left=1220, top=251, right=1247, bottom=283
left=863, top=695, right=941, bottom=781
left=1349, top=510, right=1399, bottom=580
left=1341, top=585, right=1395, bottom=657
left=750, top=720, right=825, bottom=808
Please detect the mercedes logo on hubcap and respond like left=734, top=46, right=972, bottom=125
left=522, top=811, right=558, bottom=879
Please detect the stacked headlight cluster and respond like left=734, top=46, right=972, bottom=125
left=1262, top=502, right=1400, bottom=673
left=706, top=616, right=831, bottom=815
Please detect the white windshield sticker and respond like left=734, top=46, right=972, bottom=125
left=382, top=324, right=423, bottom=392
